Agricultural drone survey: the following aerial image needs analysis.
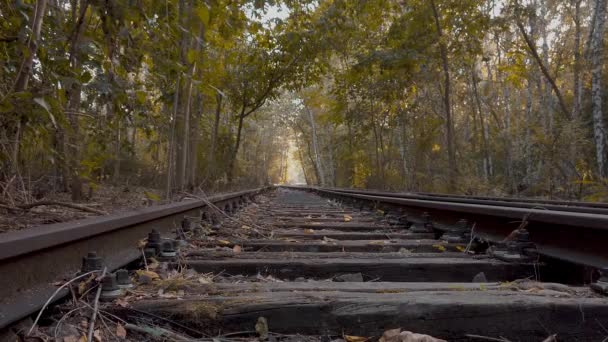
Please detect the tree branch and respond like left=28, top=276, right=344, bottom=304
left=515, top=19, right=571, bottom=120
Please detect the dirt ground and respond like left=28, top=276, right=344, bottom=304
left=0, top=185, right=170, bottom=233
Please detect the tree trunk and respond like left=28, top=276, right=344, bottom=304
left=430, top=0, right=456, bottom=191
left=307, top=106, right=325, bottom=186
left=572, top=0, right=582, bottom=119
left=188, top=93, right=203, bottom=188
left=471, top=66, right=491, bottom=182
left=207, top=93, right=222, bottom=179
left=227, top=107, right=246, bottom=183
left=591, top=0, right=608, bottom=177
left=65, top=0, right=89, bottom=201
left=11, top=0, right=48, bottom=175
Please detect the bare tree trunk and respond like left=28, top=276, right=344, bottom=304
left=572, top=0, right=583, bottom=119
left=307, top=106, right=325, bottom=186
left=65, top=0, right=89, bottom=201
left=207, top=93, right=222, bottom=178
left=591, top=0, right=608, bottom=177
left=11, top=0, right=48, bottom=175
left=188, top=93, right=202, bottom=187
left=430, top=0, right=456, bottom=191
left=174, top=0, right=190, bottom=191
left=227, top=107, right=246, bottom=183
left=471, top=66, right=491, bottom=181
left=165, top=76, right=180, bottom=198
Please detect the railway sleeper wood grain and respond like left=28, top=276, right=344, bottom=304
left=181, top=258, right=533, bottom=281
left=271, top=230, right=434, bottom=240
left=154, top=281, right=581, bottom=294
left=125, top=291, right=608, bottom=340
left=201, top=239, right=464, bottom=253
left=269, top=217, right=376, bottom=222
left=186, top=251, right=474, bottom=260
left=272, top=223, right=400, bottom=229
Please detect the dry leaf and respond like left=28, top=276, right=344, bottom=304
left=304, top=229, right=314, bottom=234
left=344, top=214, right=352, bottom=222
left=115, top=297, right=129, bottom=308
left=116, top=324, right=127, bottom=339
left=198, top=277, right=212, bottom=284
left=368, top=240, right=387, bottom=245
left=432, top=244, right=447, bottom=252
left=233, top=245, right=242, bottom=253
left=241, top=225, right=251, bottom=230
left=255, top=317, right=269, bottom=340
left=323, top=236, right=338, bottom=242
left=79, top=336, right=87, bottom=342
left=455, top=245, right=466, bottom=252
left=218, top=240, right=231, bottom=245
left=345, top=335, right=369, bottom=342
left=398, top=331, right=446, bottom=342
left=136, top=270, right=160, bottom=280
left=94, top=329, right=102, bottom=341
left=63, top=336, right=79, bottom=342
left=380, top=328, right=402, bottom=342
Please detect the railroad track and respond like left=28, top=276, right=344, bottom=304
left=3, top=187, right=608, bottom=340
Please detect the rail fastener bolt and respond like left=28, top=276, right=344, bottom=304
left=115, top=269, right=133, bottom=289
left=100, top=274, right=123, bottom=300
left=81, top=251, right=104, bottom=274
left=441, top=219, right=472, bottom=244
left=160, top=240, right=177, bottom=258
left=591, top=268, right=608, bottom=295
left=409, top=212, right=434, bottom=233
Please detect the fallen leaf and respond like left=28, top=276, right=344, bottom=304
left=115, top=297, right=129, bottom=308
left=398, top=331, right=446, bottom=342
left=345, top=335, right=369, bottom=342
left=323, top=236, right=338, bottom=242
left=379, top=328, right=402, bottom=342
left=116, top=324, right=127, bottom=339
left=455, top=245, right=466, bottom=252
left=368, top=240, right=387, bottom=245
left=432, top=244, right=447, bottom=252
left=63, top=336, right=79, bottom=342
left=233, top=245, right=242, bottom=253
left=241, top=225, right=251, bottom=230
left=94, top=329, right=102, bottom=341
left=136, top=270, right=160, bottom=280
left=255, top=317, right=269, bottom=340
left=344, top=214, right=352, bottom=222
left=218, top=240, right=231, bottom=245
left=304, top=229, right=315, bottom=234
left=198, top=277, right=212, bottom=284
left=376, top=209, right=385, bottom=215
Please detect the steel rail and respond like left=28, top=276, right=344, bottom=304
left=317, top=187, right=608, bottom=214
left=0, top=187, right=269, bottom=329
left=288, top=186, right=608, bottom=269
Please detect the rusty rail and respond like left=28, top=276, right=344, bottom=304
left=0, top=187, right=270, bottom=329
left=285, top=186, right=608, bottom=270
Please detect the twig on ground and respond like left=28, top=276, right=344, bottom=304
left=124, top=323, right=193, bottom=341
left=28, top=270, right=101, bottom=336
left=87, top=267, right=108, bottom=342
left=0, top=200, right=107, bottom=215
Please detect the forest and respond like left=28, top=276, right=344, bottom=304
left=1, top=0, right=608, bottom=205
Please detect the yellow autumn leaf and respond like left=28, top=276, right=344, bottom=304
left=304, top=229, right=315, bottom=234
left=345, top=336, right=369, bottom=342
left=456, top=245, right=466, bottom=252
left=218, top=240, right=231, bottom=245
left=136, top=270, right=160, bottom=280
left=344, top=214, right=352, bottom=222
left=432, top=244, right=447, bottom=252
